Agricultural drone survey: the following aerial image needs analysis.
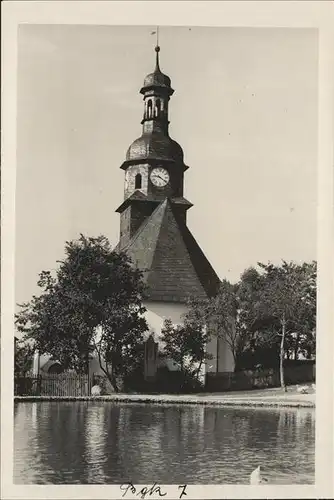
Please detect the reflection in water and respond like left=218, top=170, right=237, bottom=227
left=14, top=402, right=315, bottom=484
left=85, top=405, right=108, bottom=483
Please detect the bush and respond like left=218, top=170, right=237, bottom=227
left=154, top=367, right=204, bottom=394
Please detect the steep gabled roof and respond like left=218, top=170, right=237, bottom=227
left=118, top=199, right=221, bottom=303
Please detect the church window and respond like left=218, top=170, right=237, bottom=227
left=135, top=173, right=142, bottom=189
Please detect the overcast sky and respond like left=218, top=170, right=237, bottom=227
left=15, top=24, right=318, bottom=306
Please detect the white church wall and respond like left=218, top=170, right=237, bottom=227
left=144, top=301, right=234, bottom=378
left=144, top=301, right=188, bottom=373
left=143, top=301, right=188, bottom=339
left=217, top=335, right=235, bottom=373
left=205, top=330, right=235, bottom=374
left=205, top=336, right=218, bottom=373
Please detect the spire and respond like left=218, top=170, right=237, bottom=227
left=138, top=27, right=174, bottom=133
left=155, top=45, right=161, bottom=72
left=140, top=31, right=174, bottom=96
left=120, top=30, right=188, bottom=172
left=155, top=26, right=160, bottom=71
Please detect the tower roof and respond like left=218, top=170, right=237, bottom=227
left=125, top=134, right=184, bottom=164
left=118, top=199, right=221, bottom=302
left=140, top=46, right=173, bottom=95
left=120, top=43, right=188, bottom=170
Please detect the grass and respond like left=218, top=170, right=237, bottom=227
left=205, top=382, right=316, bottom=398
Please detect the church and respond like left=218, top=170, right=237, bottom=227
left=33, top=42, right=235, bottom=383
left=112, top=44, right=234, bottom=379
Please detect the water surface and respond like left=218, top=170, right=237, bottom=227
left=14, top=401, right=315, bottom=484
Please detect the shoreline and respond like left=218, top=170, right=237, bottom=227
left=14, top=393, right=315, bottom=408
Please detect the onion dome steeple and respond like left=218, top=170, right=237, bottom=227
left=121, top=41, right=188, bottom=171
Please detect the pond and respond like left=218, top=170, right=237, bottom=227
left=14, top=402, right=315, bottom=484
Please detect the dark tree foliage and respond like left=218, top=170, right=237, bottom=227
left=160, top=317, right=211, bottom=385
left=185, top=261, right=316, bottom=379
left=14, top=340, right=34, bottom=377
left=236, top=261, right=316, bottom=385
left=15, top=235, right=149, bottom=392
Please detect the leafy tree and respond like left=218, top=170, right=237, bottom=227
left=160, top=317, right=211, bottom=384
left=185, top=280, right=241, bottom=371
left=235, top=267, right=280, bottom=370
left=289, top=261, right=316, bottom=360
left=185, top=261, right=316, bottom=379
left=15, top=235, right=149, bottom=392
left=208, top=280, right=240, bottom=366
left=234, top=261, right=316, bottom=372
left=255, top=260, right=316, bottom=389
left=14, top=339, right=34, bottom=377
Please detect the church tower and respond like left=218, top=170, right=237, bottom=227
left=116, top=45, right=192, bottom=250
left=115, top=42, right=221, bottom=302
left=115, top=40, right=235, bottom=376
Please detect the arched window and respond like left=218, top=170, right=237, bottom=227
left=135, top=173, right=142, bottom=189
left=147, top=99, right=153, bottom=119
left=155, top=98, right=161, bottom=117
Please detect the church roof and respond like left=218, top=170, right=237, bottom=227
left=119, top=199, right=221, bottom=303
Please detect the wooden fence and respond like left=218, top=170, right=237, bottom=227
left=14, top=373, right=93, bottom=397
left=15, top=363, right=316, bottom=396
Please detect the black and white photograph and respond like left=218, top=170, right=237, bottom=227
left=1, top=1, right=333, bottom=499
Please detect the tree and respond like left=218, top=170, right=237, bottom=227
left=185, top=262, right=317, bottom=379
left=186, top=280, right=241, bottom=371
left=160, top=317, right=211, bottom=385
left=14, top=339, right=34, bottom=377
left=289, top=261, right=316, bottom=360
left=236, top=267, right=281, bottom=370
left=234, top=262, right=316, bottom=372
left=255, top=261, right=316, bottom=389
left=209, top=280, right=240, bottom=367
left=15, top=235, right=149, bottom=392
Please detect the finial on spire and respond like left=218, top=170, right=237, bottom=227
left=155, top=26, right=160, bottom=71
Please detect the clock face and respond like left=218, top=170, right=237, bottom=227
left=150, top=167, right=170, bottom=187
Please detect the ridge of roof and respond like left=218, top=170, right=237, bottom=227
left=170, top=206, right=221, bottom=298
left=121, top=199, right=168, bottom=256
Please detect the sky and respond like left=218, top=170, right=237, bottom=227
left=15, top=24, right=318, bottom=306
